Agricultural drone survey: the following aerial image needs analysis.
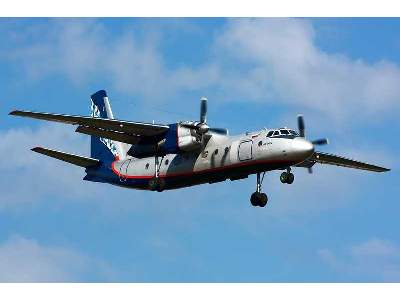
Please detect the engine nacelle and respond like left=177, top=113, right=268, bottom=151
left=176, top=124, right=201, bottom=151
left=128, top=123, right=201, bottom=158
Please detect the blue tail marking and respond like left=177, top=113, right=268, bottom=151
left=90, top=90, right=118, bottom=163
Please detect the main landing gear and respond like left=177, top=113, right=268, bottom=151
left=280, top=168, right=294, bottom=184
left=149, top=156, right=165, bottom=192
left=250, top=172, right=268, bottom=207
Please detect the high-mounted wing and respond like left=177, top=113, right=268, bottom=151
left=309, top=151, right=390, bottom=172
left=9, top=110, right=169, bottom=144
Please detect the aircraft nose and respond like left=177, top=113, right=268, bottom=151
left=292, top=138, right=314, bottom=159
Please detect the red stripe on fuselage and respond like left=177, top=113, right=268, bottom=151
left=111, top=157, right=296, bottom=180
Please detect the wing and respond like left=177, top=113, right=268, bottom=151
left=9, top=110, right=169, bottom=144
left=308, top=151, right=390, bottom=172
left=32, top=147, right=100, bottom=168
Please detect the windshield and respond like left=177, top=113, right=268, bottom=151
left=267, top=129, right=299, bottom=137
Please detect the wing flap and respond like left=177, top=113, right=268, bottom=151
left=32, top=147, right=100, bottom=168
left=9, top=110, right=169, bottom=136
left=311, top=151, right=390, bottom=172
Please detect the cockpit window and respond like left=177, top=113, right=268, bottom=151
left=273, top=131, right=280, bottom=136
left=280, top=129, right=289, bottom=135
left=289, top=130, right=299, bottom=136
left=267, top=131, right=274, bottom=137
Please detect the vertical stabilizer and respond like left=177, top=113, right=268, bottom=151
left=90, top=90, right=125, bottom=162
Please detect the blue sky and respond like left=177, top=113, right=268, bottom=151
left=0, top=18, right=399, bottom=282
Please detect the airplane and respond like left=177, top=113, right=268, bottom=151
left=9, top=90, right=390, bottom=208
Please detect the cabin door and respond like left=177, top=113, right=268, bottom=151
left=238, top=140, right=253, bottom=161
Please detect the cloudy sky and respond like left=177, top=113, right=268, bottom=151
left=0, top=18, right=399, bottom=282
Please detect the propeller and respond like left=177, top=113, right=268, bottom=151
left=297, top=114, right=329, bottom=173
left=181, top=97, right=229, bottom=149
left=297, top=115, right=329, bottom=146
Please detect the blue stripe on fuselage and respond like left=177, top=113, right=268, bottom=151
left=163, top=123, right=179, bottom=153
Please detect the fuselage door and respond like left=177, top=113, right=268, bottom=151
left=238, top=140, right=253, bottom=161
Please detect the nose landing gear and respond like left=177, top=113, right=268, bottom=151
left=280, top=168, right=294, bottom=184
left=250, top=172, right=268, bottom=207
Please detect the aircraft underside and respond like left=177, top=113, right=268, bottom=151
left=85, top=158, right=297, bottom=191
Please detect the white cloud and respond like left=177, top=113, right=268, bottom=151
left=215, top=18, right=400, bottom=122
left=0, top=124, right=93, bottom=208
left=3, top=19, right=219, bottom=100
left=0, top=235, right=111, bottom=282
left=4, top=18, right=400, bottom=124
left=318, top=238, right=400, bottom=281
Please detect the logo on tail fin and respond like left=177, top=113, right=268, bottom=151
left=90, top=100, right=119, bottom=158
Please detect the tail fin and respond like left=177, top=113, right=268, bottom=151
left=90, top=90, right=125, bottom=162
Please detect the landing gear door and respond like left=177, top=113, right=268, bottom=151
left=238, top=140, right=253, bottom=161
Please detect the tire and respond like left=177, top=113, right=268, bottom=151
left=259, top=193, right=268, bottom=207
left=149, top=177, right=165, bottom=191
left=287, top=173, right=294, bottom=184
left=148, top=178, right=157, bottom=191
left=250, top=192, right=259, bottom=206
left=156, top=178, right=166, bottom=192
left=280, top=172, right=289, bottom=183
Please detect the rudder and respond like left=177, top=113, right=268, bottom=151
left=90, top=90, right=124, bottom=162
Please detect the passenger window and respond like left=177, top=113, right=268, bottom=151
left=224, top=147, right=230, bottom=153
left=214, top=149, right=219, bottom=155
left=165, top=159, right=169, bottom=165
left=145, top=163, right=149, bottom=169
left=258, top=141, right=263, bottom=147
left=267, top=131, right=273, bottom=137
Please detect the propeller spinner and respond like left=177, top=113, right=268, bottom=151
left=297, top=115, right=329, bottom=173
left=182, top=97, right=228, bottom=134
left=181, top=97, right=229, bottom=150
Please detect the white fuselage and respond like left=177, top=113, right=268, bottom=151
left=110, top=129, right=314, bottom=190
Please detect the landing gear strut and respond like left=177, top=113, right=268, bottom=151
left=280, top=168, right=294, bottom=184
left=250, top=172, right=268, bottom=207
left=149, top=155, right=165, bottom=192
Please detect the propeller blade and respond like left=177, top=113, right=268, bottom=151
left=312, top=138, right=329, bottom=146
left=200, top=97, right=207, bottom=124
left=209, top=127, right=229, bottom=135
left=297, top=115, right=305, bottom=137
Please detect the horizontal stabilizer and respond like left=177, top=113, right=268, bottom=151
left=32, top=147, right=100, bottom=168
left=311, top=151, right=390, bottom=172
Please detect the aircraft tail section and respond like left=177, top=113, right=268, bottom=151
left=90, top=90, right=125, bottom=162
left=32, top=147, right=100, bottom=168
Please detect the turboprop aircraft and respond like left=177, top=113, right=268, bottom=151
left=9, top=90, right=390, bottom=208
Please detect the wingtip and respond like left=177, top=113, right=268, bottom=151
left=31, top=147, right=43, bottom=152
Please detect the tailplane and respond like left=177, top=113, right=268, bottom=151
left=32, top=147, right=99, bottom=168
left=90, top=90, right=125, bottom=162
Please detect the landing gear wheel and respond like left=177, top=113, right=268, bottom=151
left=250, top=192, right=268, bottom=207
left=250, top=173, right=269, bottom=208
left=280, top=172, right=289, bottom=183
left=250, top=192, right=259, bottom=207
left=149, top=177, right=165, bottom=192
left=259, top=193, right=268, bottom=207
left=287, top=173, right=294, bottom=184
